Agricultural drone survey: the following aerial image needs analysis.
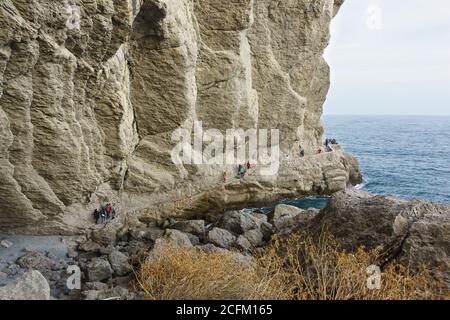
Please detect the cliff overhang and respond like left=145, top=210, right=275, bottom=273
left=0, top=0, right=358, bottom=234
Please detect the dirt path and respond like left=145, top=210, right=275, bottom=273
left=0, top=235, right=76, bottom=286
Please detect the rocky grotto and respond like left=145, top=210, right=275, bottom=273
left=0, top=0, right=449, bottom=300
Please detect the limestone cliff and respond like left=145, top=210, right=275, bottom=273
left=0, top=0, right=359, bottom=234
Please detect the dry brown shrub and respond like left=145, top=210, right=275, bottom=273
left=134, top=231, right=449, bottom=300
left=133, top=245, right=288, bottom=300
left=258, top=232, right=447, bottom=300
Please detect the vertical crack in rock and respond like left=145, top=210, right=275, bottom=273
left=0, top=0, right=359, bottom=234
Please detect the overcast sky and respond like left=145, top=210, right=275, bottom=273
left=323, top=0, right=450, bottom=115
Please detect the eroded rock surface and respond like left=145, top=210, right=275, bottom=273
left=310, top=188, right=450, bottom=286
left=0, top=0, right=358, bottom=234
left=0, top=270, right=50, bottom=300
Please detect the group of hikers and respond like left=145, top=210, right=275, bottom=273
left=231, top=137, right=340, bottom=175
left=317, top=138, right=339, bottom=154
left=93, top=203, right=117, bottom=225
left=225, top=138, right=340, bottom=180
left=237, top=160, right=252, bottom=178
left=324, top=138, right=338, bottom=152
left=325, top=138, right=338, bottom=147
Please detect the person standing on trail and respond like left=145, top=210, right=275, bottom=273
left=93, top=209, right=100, bottom=224
left=246, top=160, right=251, bottom=170
left=237, top=164, right=243, bottom=177
left=100, top=208, right=107, bottom=224
left=110, top=207, right=116, bottom=220
left=105, top=203, right=112, bottom=219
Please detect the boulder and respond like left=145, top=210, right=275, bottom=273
left=91, top=225, right=119, bottom=246
left=129, top=226, right=164, bottom=242
left=260, top=222, right=274, bottom=241
left=123, top=240, right=150, bottom=257
left=272, top=204, right=305, bottom=231
left=242, top=229, right=264, bottom=248
left=217, top=211, right=260, bottom=235
left=196, top=244, right=230, bottom=255
left=108, top=250, right=132, bottom=276
left=16, top=251, right=61, bottom=272
left=207, top=228, right=236, bottom=249
left=253, top=213, right=268, bottom=223
left=148, top=229, right=193, bottom=262
left=5, top=264, right=20, bottom=277
left=235, top=235, right=253, bottom=252
left=170, top=220, right=205, bottom=237
left=163, top=229, right=193, bottom=248
left=0, top=271, right=50, bottom=300
left=398, top=214, right=450, bottom=285
left=271, top=205, right=318, bottom=234
left=310, top=188, right=450, bottom=286
left=99, top=246, right=116, bottom=256
left=144, top=227, right=165, bottom=242
left=67, top=247, right=79, bottom=259
left=342, top=152, right=364, bottom=186
left=310, top=189, right=411, bottom=250
left=186, top=233, right=201, bottom=246
left=196, top=244, right=253, bottom=266
left=78, top=241, right=102, bottom=254
left=1, top=239, right=13, bottom=248
left=86, top=258, right=113, bottom=282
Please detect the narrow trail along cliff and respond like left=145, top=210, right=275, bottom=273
left=0, top=0, right=359, bottom=235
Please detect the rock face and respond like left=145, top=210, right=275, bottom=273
left=170, top=220, right=205, bottom=238
left=272, top=204, right=319, bottom=234
left=273, top=204, right=305, bottom=231
left=0, top=0, right=359, bottom=234
left=108, top=250, right=132, bottom=276
left=86, top=257, right=113, bottom=282
left=0, top=270, right=50, bottom=300
left=217, top=211, right=260, bottom=235
left=207, top=227, right=236, bottom=249
left=310, top=188, right=450, bottom=286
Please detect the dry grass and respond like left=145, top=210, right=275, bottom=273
left=133, top=245, right=288, bottom=300
left=134, top=231, right=449, bottom=300
left=259, top=232, right=447, bottom=300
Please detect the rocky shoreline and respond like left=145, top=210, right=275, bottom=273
left=1, top=187, right=449, bottom=300
left=0, top=201, right=314, bottom=300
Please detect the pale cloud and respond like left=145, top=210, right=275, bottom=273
left=324, top=0, right=450, bottom=115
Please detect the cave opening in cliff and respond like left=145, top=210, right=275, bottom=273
left=131, top=2, right=167, bottom=44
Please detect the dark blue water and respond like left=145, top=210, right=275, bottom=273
left=323, top=115, right=450, bottom=204
left=243, top=197, right=330, bottom=214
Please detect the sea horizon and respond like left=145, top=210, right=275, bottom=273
left=324, top=115, right=450, bottom=204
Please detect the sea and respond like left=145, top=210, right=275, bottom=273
left=245, top=115, right=450, bottom=213
left=324, top=115, right=450, bottom=204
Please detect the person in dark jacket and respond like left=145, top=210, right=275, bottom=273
left=93, top=209, right=100, bottom=223
left=100, top=207, right=107, bottom=224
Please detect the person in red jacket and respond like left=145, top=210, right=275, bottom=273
left=105, top=203, right=112, bottom=219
